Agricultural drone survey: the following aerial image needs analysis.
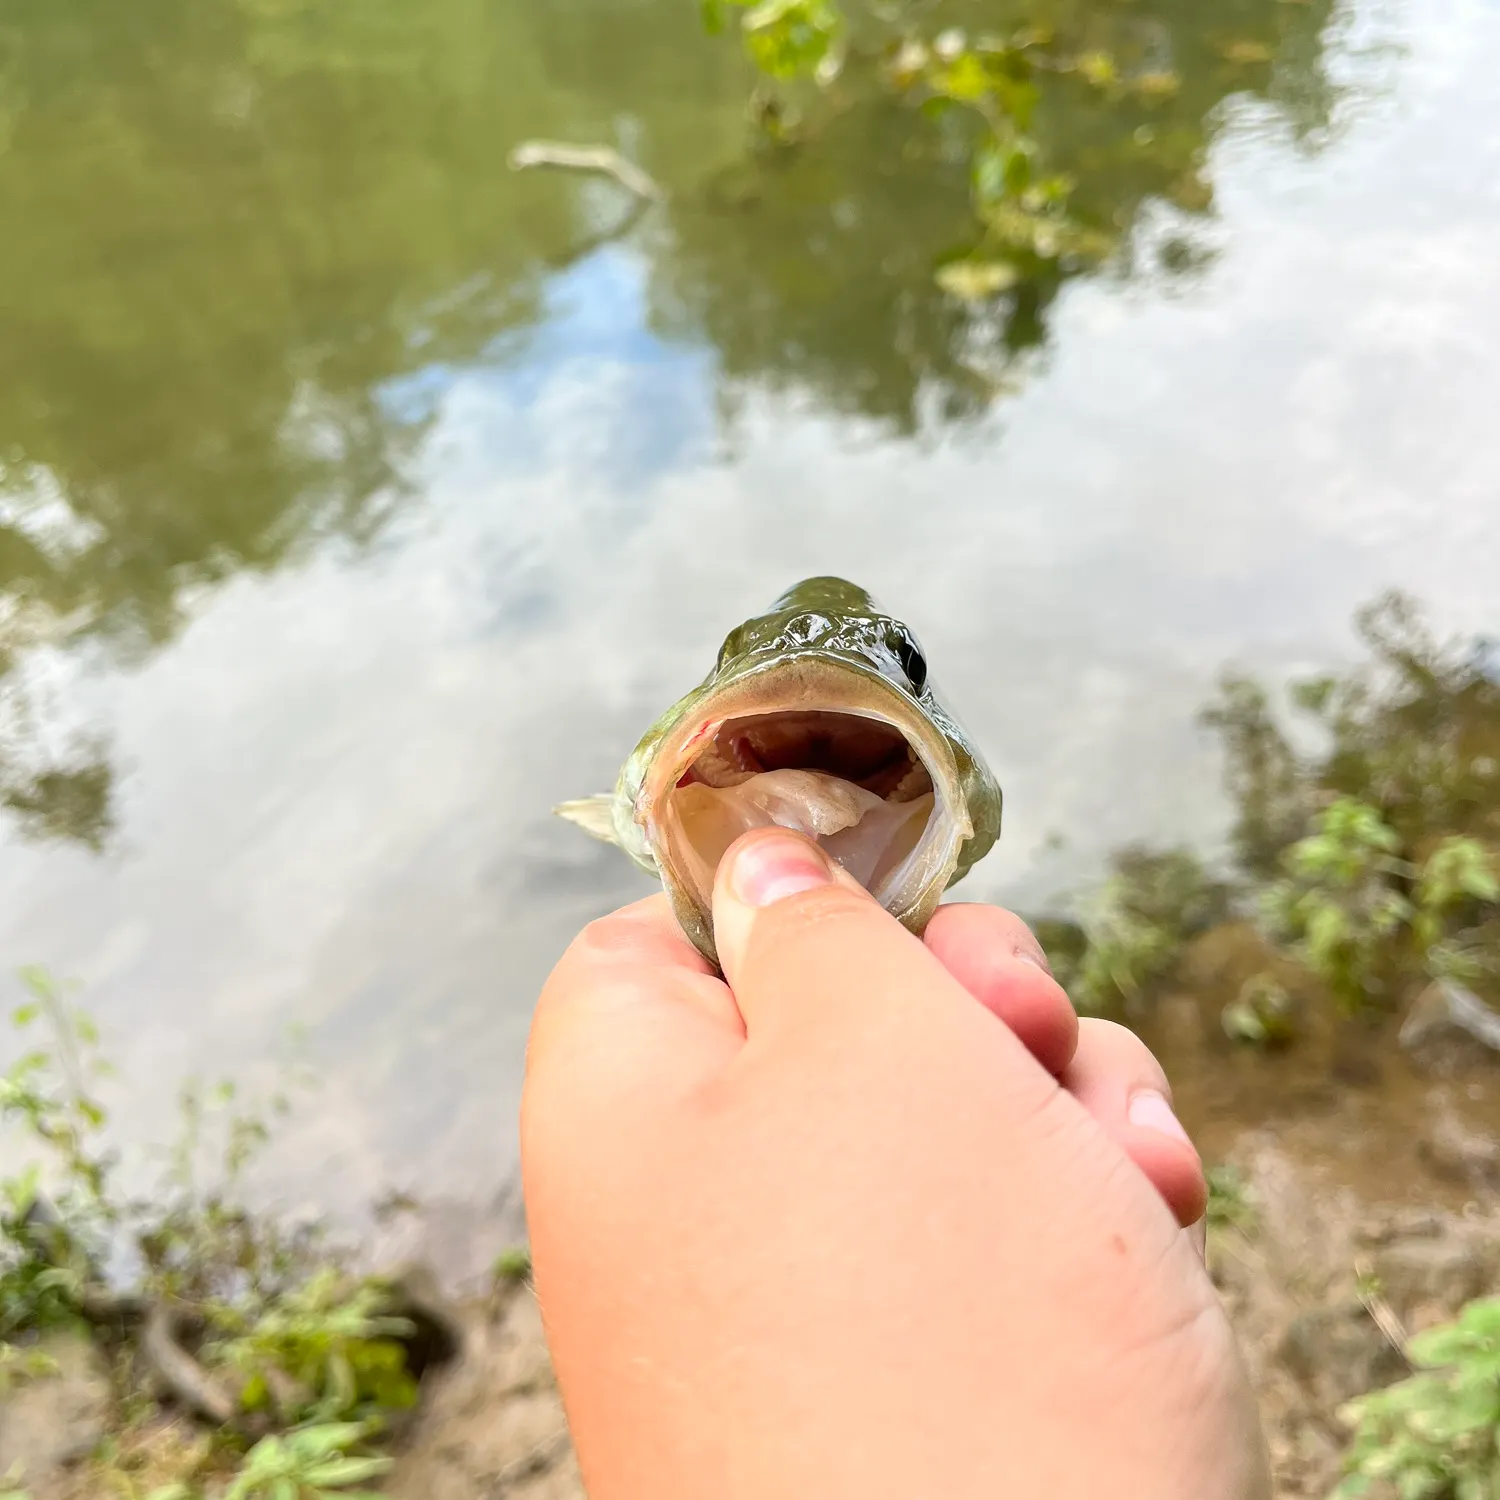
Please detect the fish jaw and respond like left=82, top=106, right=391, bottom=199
left=622, top=653, right=974, bottom=968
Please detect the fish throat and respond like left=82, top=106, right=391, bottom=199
left=654, top=703, right=945, bottom=914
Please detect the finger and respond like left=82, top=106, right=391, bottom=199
left=709, top=829, right=1062, bottom=1128
left=922, top=904, right=1079, bottom=1076
left=1061, top=1019, right=1207, bottom=1229
left=710, top=826, right=938, bottom=1033
left=524, top=894, right=743, bottom=1134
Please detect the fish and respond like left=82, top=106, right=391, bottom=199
left=555, top=576, right=1003, bottom=967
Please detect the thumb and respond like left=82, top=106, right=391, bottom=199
left=710, top=828, right=1034, bottom=1075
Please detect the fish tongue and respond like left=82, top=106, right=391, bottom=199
left=732, top=769, right=887, bottom=838
left=712, top=770, right=929, bottom=889
left=667, top=770, right=930, bottom=900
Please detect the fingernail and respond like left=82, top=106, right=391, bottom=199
left=729, top=830, right=835, bottom=908
left=1013, top=946, right=1052, bottom=976
left=1128, top=1090, right=1194, bottom=1148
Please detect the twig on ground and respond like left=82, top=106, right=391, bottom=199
left=1354, top=1256, right=1411, bottom=1363
left=141, top=1302, right=241, bottom=1428
left=486, top=1427, right=572, bottom=1496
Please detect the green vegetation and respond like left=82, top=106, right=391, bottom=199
left=223, top=1424, right=390, bottom=1500
left=1204, top=1164, right=1255, bottom=1236
left=1335, top=1298, right=1500, bottom=1499
left=1051, top=594, right=1500, bottom=1039
left=699, top=0, right=1342, bottom=298
left=1260, top=801, right=1496, bottom=1016
left=1052, top=846, right=1231, bottom=1015
left=491, top=1248, right=533, bottom=1288
left=0, top=974, right=421, bottom=1499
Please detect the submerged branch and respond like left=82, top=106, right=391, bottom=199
left=507, top=141, right=666, bottom=203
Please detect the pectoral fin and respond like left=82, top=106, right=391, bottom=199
left=554, top=794, right=622, bottom=845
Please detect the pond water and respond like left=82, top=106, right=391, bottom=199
left=2, top=0, right=1499, bottom=1258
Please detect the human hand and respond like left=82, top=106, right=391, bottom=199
left=522, top=827, right=1270, bottom=1500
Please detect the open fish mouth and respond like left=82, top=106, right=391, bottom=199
left=555, top=578, right=1001, bottom=966
left=652, top=703, right=951, bottom=914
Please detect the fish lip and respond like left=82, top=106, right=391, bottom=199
left=634, top=650, right=972, bottom=909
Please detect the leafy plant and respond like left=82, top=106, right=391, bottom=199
left=0, top=968, right=113, bottom=1337
left=1205, top=1165, right=1255, bottom=1234
left=1258, top=798, right=1412, bottom=1015
left=699, top=2, right=1162, bottom=276
left=1066, top=881, right=1178, bottom=1014
left=206, top=1270, right=417, bottom=1423
left=1414, top=837, right=1500, bottom=981
left=1256, top=801, right=1500, bottom=1016
left=225, top=1423, right=391, bottom=1500
left=139, top=1072, right=319, bottom=1313
left=0, top=973, right=420, bottom=1499
left=1059, top=847, right=1230, bottom=1014
left=1335, top=1296, right=1500, bottom=1498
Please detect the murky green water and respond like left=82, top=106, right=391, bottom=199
left=2, top=0, right=1499, bottom=1263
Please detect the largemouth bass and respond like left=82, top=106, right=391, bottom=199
left=556, top=577, right=1003, bottom=967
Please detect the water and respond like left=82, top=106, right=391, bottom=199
left=2, top=0, right=1499, bottom=1253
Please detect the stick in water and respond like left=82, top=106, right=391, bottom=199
left=507, top=141, right=665, bottom=203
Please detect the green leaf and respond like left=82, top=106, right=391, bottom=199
left=973, top=141, right=1006, bottom=208
left=288, top=1423, right=369, bottom=1459
left=934, top=258, right=1018, bottom=301
left=303, top=1457, right=393, bottom=1487
left=931, top=51, right=989, bottom=104
left=240, top=1371, right=271, bottom=1412
left=700, top=0, right=728, bottom=35
left=1076, top=50, right=1116, bottom=87
left=1409, top=1324, right=1480, bottom=1367
left=10, top=1004, right=38, bottom=1029
left=741, top=0, right=840, bottom=82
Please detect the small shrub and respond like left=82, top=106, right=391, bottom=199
left=1335, top=1296, right=1500, bottom=1498
left=1259, top=798, right=1412, bottom=1015
left=225, top=1423, right=391, bottom=1500
left=1062, top=847, right=1230, bottom=1014
left=206, top=1270, right=417, bottom=1423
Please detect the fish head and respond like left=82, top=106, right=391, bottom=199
left=609, top=577, right=1003, bottom=966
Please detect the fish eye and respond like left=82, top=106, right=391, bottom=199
left=894, top=630, right=928, bottom=693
